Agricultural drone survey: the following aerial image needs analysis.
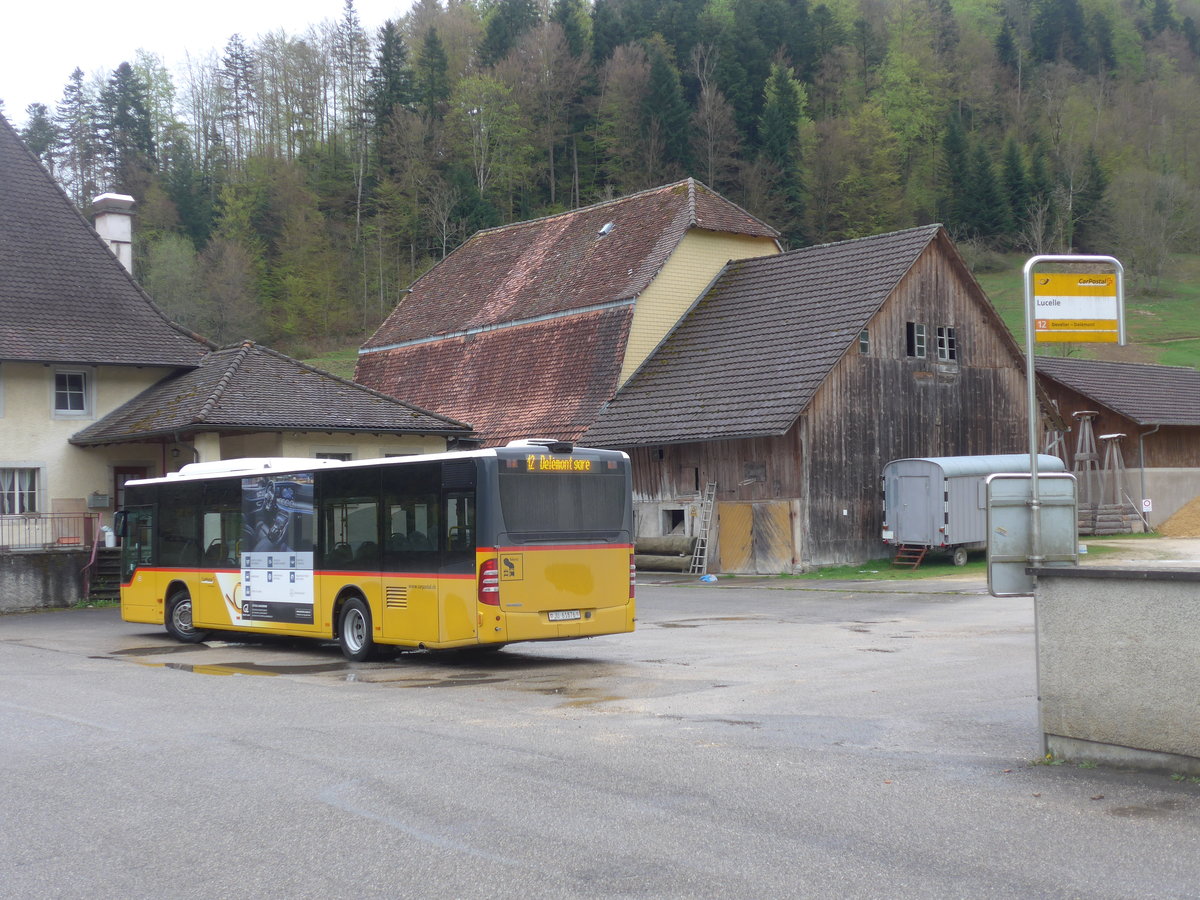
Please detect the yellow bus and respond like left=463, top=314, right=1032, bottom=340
left=117, top=441, right=635, bottom=660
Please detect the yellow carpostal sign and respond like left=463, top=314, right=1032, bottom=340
left=1032, top=272, right=1120, bottom=343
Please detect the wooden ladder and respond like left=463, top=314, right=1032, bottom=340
left=892, top=544, right=927, bottom=569
left=689, top=482, right=718, bottom=574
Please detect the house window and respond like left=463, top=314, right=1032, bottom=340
left=0, top=468, right=38, bottom=514
left=54, top=370, right=89, bottom=415
left=316, top=452, right=352, bottom=461
left=859, top=329, right=870, bottom=354
left=906, top=322, right=927, bottom=358
left=937, top=326, right=958, bottom=361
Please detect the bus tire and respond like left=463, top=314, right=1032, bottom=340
left=165, top=589, right=210, bottom=644
left=338, top=597, right=375, bottom=662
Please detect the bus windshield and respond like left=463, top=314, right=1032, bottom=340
left=498, top=469, right=627, bottom=540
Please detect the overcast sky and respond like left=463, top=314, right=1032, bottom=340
left=2, top=0, right=414, bottom=129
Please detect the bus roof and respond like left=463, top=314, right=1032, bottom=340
left=125, top=445, right=630, bottom=487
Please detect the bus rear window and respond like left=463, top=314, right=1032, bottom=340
left=498, top=471, right=625, bottom=539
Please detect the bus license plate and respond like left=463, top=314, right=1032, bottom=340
left=548, top=610, right=581, bottom=622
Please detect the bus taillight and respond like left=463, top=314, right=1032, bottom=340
left=629, top=554, right=636, bottom=599
left=479, top=558, right=500, bottom=606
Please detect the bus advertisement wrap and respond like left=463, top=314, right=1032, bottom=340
left=240, top=474, right=315, bottom=625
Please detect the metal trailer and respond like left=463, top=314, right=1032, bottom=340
left=881, top=454, right=1067, bottom=565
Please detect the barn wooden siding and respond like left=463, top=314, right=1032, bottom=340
left=629, top=431, right=805, bottom=504
left=1039, top=381, right=1200, bottom=469
left=629, top=430, right=805, bottom=571
left=627, top=235, right=1028, bottom=571
left=799, top=240, right=1026, bottom=565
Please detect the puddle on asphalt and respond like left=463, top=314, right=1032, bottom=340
left=532, top=684, right=626, bottom=709
left=1109, top=799, right=1187, bottom=818
left=103, top=641, right=619, bottom=693
left=113, top=645, right=210, bottom=656
left=130, top=659, right=351, bottom=677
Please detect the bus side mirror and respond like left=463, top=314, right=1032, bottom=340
left=113, top=510, right=127, bottom=538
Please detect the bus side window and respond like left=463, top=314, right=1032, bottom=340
left=443, top=491, right=475, bottom=573
left=202, top=479, right=242, bottom=568
left=320, top=469, right=381, bottom=571
left=160, top=482, right=202, bottom=567
left=382, top=463, right=440, bottom=574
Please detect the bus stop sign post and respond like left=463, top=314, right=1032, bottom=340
left=994, top=255, right=1125, bottom=598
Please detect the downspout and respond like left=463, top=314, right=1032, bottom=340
left=1138, top=425, right=1161, bottom=526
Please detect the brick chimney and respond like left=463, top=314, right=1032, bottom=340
left=91, top=193, right=136, bottom=274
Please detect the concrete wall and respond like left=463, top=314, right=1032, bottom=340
left=1125, top=468, right=1200, bottom=527
left=0, top=550, right=89, bottom=613
left=1033, top=566, right=1200, bottom=775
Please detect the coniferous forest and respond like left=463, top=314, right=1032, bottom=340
left=9, top=0, right=1200, bottom=355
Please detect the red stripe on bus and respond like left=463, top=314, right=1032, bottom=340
left=488, top=544, right=635, bottom=553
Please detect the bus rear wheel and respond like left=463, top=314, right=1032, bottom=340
left=338, top=597, right=376, bottom=662
left=165, top=590, right=210, bottom=644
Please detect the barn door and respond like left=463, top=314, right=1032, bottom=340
left=717, top=501, right=794, bottom=574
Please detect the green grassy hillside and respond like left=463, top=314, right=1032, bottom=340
left=975, top=253, right=1200, bottom=370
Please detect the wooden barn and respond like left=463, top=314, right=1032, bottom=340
left=1035, top=357, right=1200, bottom=528
left=584, top=225, right=1030, bottom=572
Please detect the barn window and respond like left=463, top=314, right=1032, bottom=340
left=937, top=326, right=958, bottom=361
left=858, top=329, right=870, bottom=354
left=681, top=466, right=700, bottom=493
left=906, top=322, right=927, bottom=358
left=742, top=462, right=766, bottom=484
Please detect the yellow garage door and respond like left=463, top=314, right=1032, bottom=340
left=718, top=501, right=794, bottom=575
left=717, top=502, right=753, bottom=573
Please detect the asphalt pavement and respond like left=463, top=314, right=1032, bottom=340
left=2, top=569, right=1199, bottom=899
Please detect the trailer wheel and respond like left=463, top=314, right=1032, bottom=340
left=952, top=547, right=969, bottom=567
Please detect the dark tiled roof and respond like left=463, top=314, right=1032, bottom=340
left=354, top=307, right=633, bottom=446
left=1035, top=357, right=1200, bottom=426
left=71, top=342, right=472, bottom=445
left=585, top=225, right=944, bottom=447
left=361, top=179, right=778, bottom=350
left=0, top=114, right=208, bottom=367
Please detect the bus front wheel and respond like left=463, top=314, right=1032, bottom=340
left=165, top=590, right=210, bottom=644
left=338, top=597, right=375, bottom=662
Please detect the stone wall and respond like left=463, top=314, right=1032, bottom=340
left=0, top=551, right=88, bottom=613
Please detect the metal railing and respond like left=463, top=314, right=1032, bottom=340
left=0, top=513, right=100, bottom=552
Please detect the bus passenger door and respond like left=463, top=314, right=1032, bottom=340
left=193, top=487, right=244, bottom=628
left=439, top=489, right=477, bottom=644
left=120, top=505, right=160, bottom=622
left=380, top=478, right=441, bottom=645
